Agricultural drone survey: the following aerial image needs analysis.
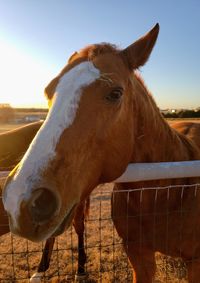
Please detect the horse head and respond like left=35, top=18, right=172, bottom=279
left=3, top=24, right=159, bottom=241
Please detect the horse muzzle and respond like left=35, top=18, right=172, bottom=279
left=7, top=187, right=62, bottom=242
left=7, top=186, right=78, bottom=242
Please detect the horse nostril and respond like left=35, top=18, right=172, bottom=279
left=29, top=188, right=58, bottom=224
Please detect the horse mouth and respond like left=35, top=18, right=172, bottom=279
left=9, top=203, right=77, bottom=241
left=52, top=204, right=77, bottom=237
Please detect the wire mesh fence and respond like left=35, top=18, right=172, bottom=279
left=0, top=181, right=133, bottom=282
left=0, top=175, right=200, bottom=282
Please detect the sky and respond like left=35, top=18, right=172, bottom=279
left=0, top=0, right=200, bottom=109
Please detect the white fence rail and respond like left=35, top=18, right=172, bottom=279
left=115, top=160, right=200, bottom=182
left=1, top=160, right=200, bottom=183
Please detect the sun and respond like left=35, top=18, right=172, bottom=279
left=0, top=40, right=51, bottom=108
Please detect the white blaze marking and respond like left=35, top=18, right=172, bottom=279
left=3, top=61, right=100, bottom=226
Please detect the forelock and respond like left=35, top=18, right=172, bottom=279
left=69, top=43, right=119, bottom=63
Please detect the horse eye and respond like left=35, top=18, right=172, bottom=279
left=105, top=87, right=123, bottom=102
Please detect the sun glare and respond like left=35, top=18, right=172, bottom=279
left=0, top=40, right=52, bottom=108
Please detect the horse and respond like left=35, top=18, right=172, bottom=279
left=0, top=121, right=43, bottom=170
left=3, top=23, right=200, bottom=282
left=0, top=123, right=89, bottom=281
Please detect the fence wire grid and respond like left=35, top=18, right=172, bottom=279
left=0, top=177, right=200, bottom=282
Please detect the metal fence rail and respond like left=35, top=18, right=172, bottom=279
left=2, top=160, right=200, bottom=183
left=115, top=160, right=200, bottom=182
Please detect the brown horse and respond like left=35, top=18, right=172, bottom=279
left=0, top=121, right=43, bottom=170
left=3, top=23, right=200, bottom=282
left=0, top=123, right=89, bottom=281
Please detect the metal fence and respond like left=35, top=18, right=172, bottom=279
left=0, top=182, right=133, bottom=282
left=1, top=162, right=200, bottom=282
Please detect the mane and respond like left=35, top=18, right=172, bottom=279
left=134, top=71, right=153, bottom=98
left=69, top=43, right=119, bottom=63
left=132, top=70, right=200, bottom=161
left=133, top=70, right=162, bottom=118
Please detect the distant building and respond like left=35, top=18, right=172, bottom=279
left=160, top=109, right=179, bottom=115
left=24, top=115, right=42, bottom=122
left=160, top=109, right=169, bottom=115
left=0, top=103, right=11, bottom=108
left=0, top=104, right=15, bottom=122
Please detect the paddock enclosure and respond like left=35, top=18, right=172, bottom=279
left=1, top=172, right=200, bottom=282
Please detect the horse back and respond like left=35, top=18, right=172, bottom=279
left=171, top=121, right=200, bottom=150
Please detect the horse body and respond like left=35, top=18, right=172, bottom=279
left=112, top=104, right=200, bottom=281
left=172, top=121, right=200, bottom=149
left=3, top=23, right=200, bottom=282
left=0, top=121, right=43, bottom=170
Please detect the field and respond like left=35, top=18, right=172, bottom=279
left=0, top=108, right=47, bottom=133
left=0, top=119, right=199, bottom=282
left=0, top=123, right=30, bottom=134
left=1, top=117, right=200, bottom=134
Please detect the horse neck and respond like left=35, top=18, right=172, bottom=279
left=131, top=74, right=200, bottom=163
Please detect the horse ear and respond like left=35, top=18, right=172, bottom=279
left=121, top=23, right=159, bottom=70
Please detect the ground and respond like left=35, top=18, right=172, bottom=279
left=0, top=122, right=29, bottom=134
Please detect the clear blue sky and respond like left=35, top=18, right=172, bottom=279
left=0, top=0, right=200, bottom=109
